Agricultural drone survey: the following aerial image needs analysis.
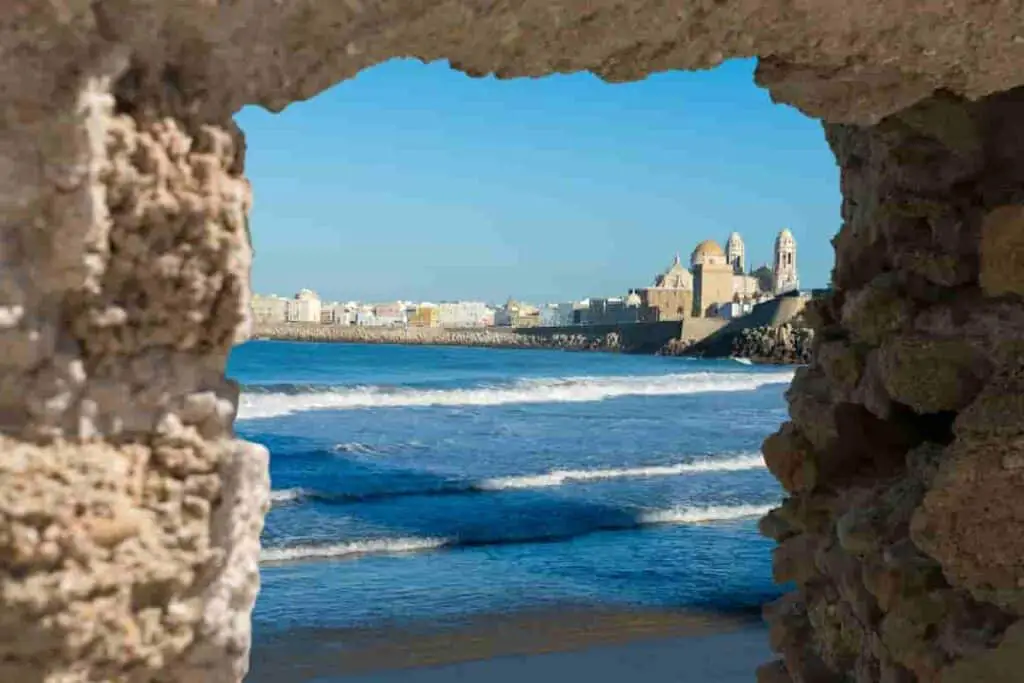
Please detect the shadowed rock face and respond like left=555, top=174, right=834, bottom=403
left=2, top=2, right=1024, bottom=682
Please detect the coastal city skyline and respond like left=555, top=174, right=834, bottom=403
left=253, top=227, right=802, bottom=315
left=237, top=58, right=837, bottom=303
left=252, top=228, right=802, bottom=328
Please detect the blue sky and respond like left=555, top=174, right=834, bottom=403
left=236, top=58, right=839, bottom=304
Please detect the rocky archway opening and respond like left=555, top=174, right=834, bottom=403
left=4, top=3, right=1024, bottom=682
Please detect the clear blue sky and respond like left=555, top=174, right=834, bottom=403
left=236, top=57, right=839, bottom=304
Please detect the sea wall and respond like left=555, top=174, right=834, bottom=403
left=251, top=320, right=709, bottom=354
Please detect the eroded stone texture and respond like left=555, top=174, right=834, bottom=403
left=1, top=58, right=268, bottom=682
left=7, top=2, right=1024, bottom=683
left=760, top=87, right=1024, bottom=682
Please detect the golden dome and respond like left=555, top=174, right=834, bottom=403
left=690, top=240, right=726, bottom=266
left=693, top=240, right=725, bottom=257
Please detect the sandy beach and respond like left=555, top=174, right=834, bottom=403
left=247, top=608, right=771, bottom=682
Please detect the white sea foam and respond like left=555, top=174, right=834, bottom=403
left=639, top=503, right=776, bottom=525
left=260, top=536, right=449, bottom=563
left=476, top=453, right=765, bottom=490
left=259, top=503, right=775, bottom=564
left=269, top=488, right=306, bottom=505
left=332, top=442, right=386, bottom=455
left=237, top=370, right=794, bottom=419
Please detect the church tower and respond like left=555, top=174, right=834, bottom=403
left=725, top=232, right=745, bottom=274
left=772, top=229, right=799, bottom=294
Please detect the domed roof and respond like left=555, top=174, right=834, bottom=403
left=692, top=239, right=725, bottom=258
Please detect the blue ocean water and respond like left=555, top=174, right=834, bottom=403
left=229, top=341, right=791, bottom=638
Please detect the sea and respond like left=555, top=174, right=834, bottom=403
left=230, top=341, right=793, bottom=678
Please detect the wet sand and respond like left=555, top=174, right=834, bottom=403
left=247, top=608, right=770, bottom=682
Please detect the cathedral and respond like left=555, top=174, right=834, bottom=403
left=638, top=229, right=799, bottom=320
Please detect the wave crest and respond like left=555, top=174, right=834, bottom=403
left=477, top=453, right=765, bottom=491
left=238, top=370, right=793, bottom=419
left=266, top=453, right=765, bottom=506
left=260, top=502, right=775, bottom=564
left=261, top=537, right=449, bottom=562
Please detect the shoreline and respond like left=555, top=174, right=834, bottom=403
left=249, top=323, right=638, bottom=353
left=247, top=606, right=769, bottom=682
left=248, top=322, right=808, bottom=363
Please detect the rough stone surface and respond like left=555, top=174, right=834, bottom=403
left=2, top=54, right=268, bottom=682
left=761, top=88, right=1024, bottom=682
left=7, top=2, right=1024, bottom=683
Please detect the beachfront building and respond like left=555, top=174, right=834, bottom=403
left=250, top=294, right=289, bottom=324
left=583, top=296, right=642, bottom=325
left=691, top=241, right=734, bottom=318
left=286, top=289, right=322, bottom=323
left=438, top=301, right=491, bottom=327
left=320, top=301, right=354, bottom=325
left=494, top=299, right=541, bottom=327
left=373, top=302, right=407, bottom=326
left=636, top=254, right=693, bottom=321
left=408, top=303, right=440, bottom=327
left=539, top=302, right=575, bottom=327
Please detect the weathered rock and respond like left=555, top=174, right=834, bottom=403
left=731, top=322, right=815, bottom=365
left=876, top=338, right=989, bottom=414
left=9, top=3, right=1024, bottom=682
left=762, top=422, right=818, bottom=493
left=979, top=207, right=1024, bottom=298
left=938, top=619, right=1024, bottom=683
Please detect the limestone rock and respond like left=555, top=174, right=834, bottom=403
left=877, top=338, right=988, bottom=413
left=980, top=206, right=1024, bottom=298
left=762, top=422, right=818, bottom=493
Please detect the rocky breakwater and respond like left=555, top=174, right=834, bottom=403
left=252, top=324, right=626, bottom=352
left=659, top=320, right=813, bottom=365
left=732, top=322, right=814, bottom=365
left=757, top=90, right=1024, bottom=683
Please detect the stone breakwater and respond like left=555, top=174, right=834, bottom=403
left=658, top=321, right=814, bottom=365
left=731, top=322, right=814, bottom=365
left=252, top=324, right=626, bottom=352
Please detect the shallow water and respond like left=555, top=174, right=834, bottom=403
left=230, top=341, right=789, bottom=639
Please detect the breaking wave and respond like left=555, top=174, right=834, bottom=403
left=259, top=502, right=775, bottom=564
left=260, top=537, right=449, bottom=563
left=267, top=452, right=766, bottom=506
left=476, top=453, right=765, bottom=490
left=237, top=370, right=794, bottom=419
left=269, top=488, right=305, bottom=504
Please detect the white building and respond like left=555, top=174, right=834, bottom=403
left=733, top=273, right=762, bottom=300
left=373, top=302, right=407, bottom=326
left=719, top=300, right=755, bottom=319
left=250, top=294, right=289, bottom=324
left=539, top=302, right=575, bottom=326
left=320, top=301, right=354, bottom=325
left=286, top=289, right=321, bottom=323
left=438, top=301, right=491, bottom=328
left=773, top=229, right=800, bottom=295
left=725, top=232, right=745, bottom=274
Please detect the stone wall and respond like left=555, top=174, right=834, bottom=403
left=758, top=88, right=1024, bottom=683
left=7, top=3, right=1024, bottom=683
left=0, top=68, right=268, bottom=682
left=251, top=320, right=697, bottom=354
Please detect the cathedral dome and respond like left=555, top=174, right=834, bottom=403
left=691, top=239, right=726, bottom=266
